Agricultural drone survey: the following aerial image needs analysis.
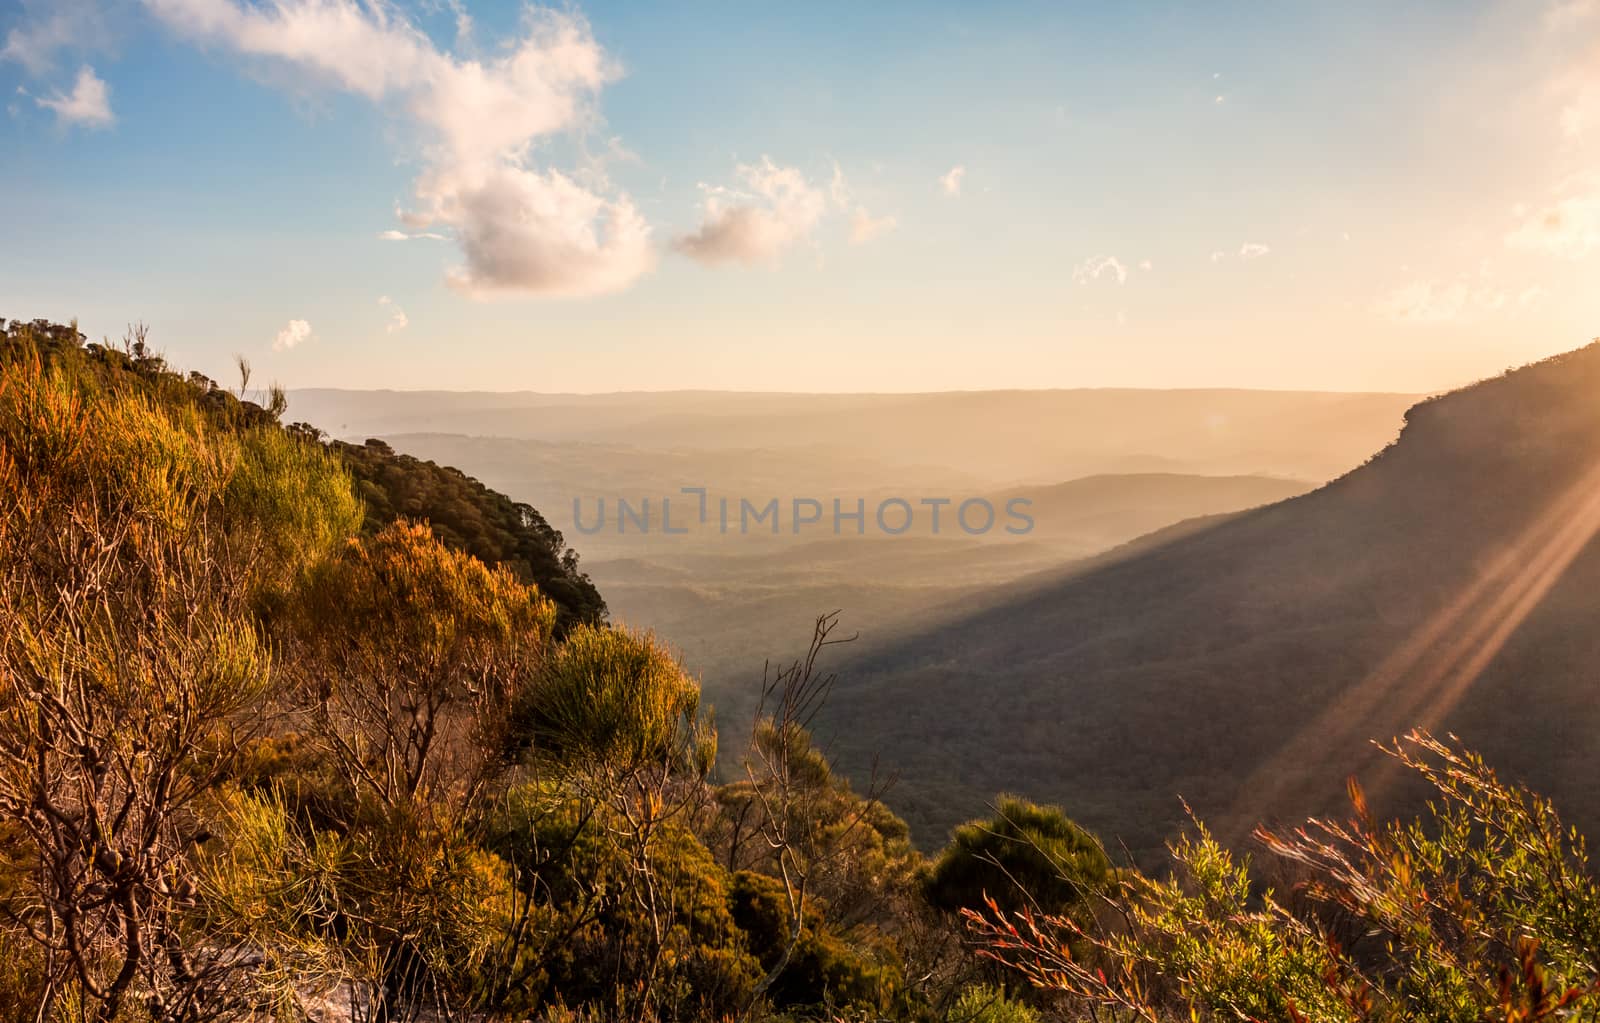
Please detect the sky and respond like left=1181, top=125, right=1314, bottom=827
left=2, top=0, right=1599, bottom=394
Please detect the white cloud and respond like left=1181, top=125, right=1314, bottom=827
left=35, top=65, right=114, bottom=128
left=940, top=165, right=965, bottom=197
left=673, top=158, right=828, bottom=266
left=415, top=163, right=653, bottom=296
left=1072, top=255, right=1128, bottom=285
left=1209, top=249, right=1227, bottom=263
left=848, top=207, right=896, bottom=245
left=1238, top=241, right=1271, bottom=259
left=1506, top=187, right=1600, bottom=258
left=1138, top=258, right=1153, bottom=271
left=378, top=295, right=408, bottom=332
left=377, top=229, right=446, bottom=241
left=273, top=318, right=313, bottom=351
left=145, top=0, right=653, bottom=298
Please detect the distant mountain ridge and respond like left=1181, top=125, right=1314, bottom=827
left=822, top=342, right=1600, bottom=861
left=287, top=387, right=1419, bottom=486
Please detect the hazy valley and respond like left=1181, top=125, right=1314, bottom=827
left=288, top=359, right=1600, bottom=867
left=286, top=388, right=1414, bottom=806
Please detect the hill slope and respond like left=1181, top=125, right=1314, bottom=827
left=823, top=342, right=1600, bottom=861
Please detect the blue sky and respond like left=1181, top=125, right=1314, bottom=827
left=3, top=0, right=1599, bottom=392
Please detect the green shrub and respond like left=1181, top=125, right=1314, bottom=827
left=928, top=796, right=1113, bottom=916
left=948, top=983, right=1037, bottom=1023
left=519, top=624, right=712, bottom=774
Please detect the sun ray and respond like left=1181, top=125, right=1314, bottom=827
left=1228, top=454, right=1600, bottom=835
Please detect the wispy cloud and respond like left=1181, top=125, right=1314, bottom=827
left=829, top=164, right=895, bottom=246
left=146, top=0, right=654, bottom=298
left=940, top=165, right=965, bottom=197
left=1072, top=255, right=1128, bottom=285
left=848, top=207, right=896, bottom=245
left=1376, top=279, right=1512, bottom=324
left=1538, top=3, right=1600, bottom=144
left=673, top=158, right=828, bottom=266
left=1209, top=243, right=1270, bottom=263
left=1, top=0, right=115, bottom=76
left=1506, top=184, right=1600, bottom=257
left=378, top=296, right=408, bottom=333
left=377, top=229, right=445, bottom=241
left=1545, top=0, right=1598, bottom=29
left=829, top=162, right=850, bottom=207
left=273, top=318, right=313, bottom=351
left=35, top=65, right=114, bottom=128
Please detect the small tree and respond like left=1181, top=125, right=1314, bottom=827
left=719, top=612, right=902, bottom=1018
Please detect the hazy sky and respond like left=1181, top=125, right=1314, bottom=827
left=3, top=0, right=1599, bottom=393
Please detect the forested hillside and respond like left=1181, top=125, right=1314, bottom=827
left=326, top=436, right=607, bottom=630
left=0, top=321, right=606, bottom=631
left=825, top=341, right=1600, bottom=863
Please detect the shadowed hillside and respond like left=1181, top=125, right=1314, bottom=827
left=823, top=341, right=1600, bottom=862
left=582, top=474, right=1312, bottom=727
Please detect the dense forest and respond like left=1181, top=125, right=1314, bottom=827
left=5, top=317, right=1600, bottom=1022
left=325, top=437, right=606, bottom=633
